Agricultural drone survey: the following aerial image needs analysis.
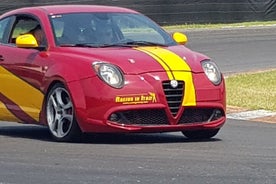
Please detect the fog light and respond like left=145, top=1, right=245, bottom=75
left=109, top=113, right=120, bottom=122
left=208, top=109, right=223, bottom=122
left=214, top=109, right=222, bottom=119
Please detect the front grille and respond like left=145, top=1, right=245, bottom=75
left=108, top=108, right=224, bottom=126
left=162, top=80, right=184, bottom=116
left=178, top=108, right=224, bottom=124
left=108, top=109, right=169, bottom=126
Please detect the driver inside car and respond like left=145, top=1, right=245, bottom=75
left=29, top=25, right=45, bottom=45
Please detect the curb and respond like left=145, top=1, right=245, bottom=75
left=227, top=107, right=276, bottom=123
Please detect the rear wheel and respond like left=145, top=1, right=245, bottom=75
left=46, top=83, right=81, bottom=142
left=182, top=129, right=220, bottom=140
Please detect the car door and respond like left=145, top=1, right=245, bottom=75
left=0, top=14, right=47, bottom=123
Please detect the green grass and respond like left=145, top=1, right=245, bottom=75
left=225, top=70, right=276, bottom=111
left=163, top=21, right=276, bottom=30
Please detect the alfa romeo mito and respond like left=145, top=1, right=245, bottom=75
left=0, top=5, right=226, bottom=141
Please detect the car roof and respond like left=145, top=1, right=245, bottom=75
left=3, top=5, right=139, bottom=16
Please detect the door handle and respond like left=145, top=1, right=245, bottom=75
left=0, top=55, right=4, bottom=61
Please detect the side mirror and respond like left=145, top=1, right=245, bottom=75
left=172, top=32, right=188, bottom=45
left=16, top=34, right=38, bottom=48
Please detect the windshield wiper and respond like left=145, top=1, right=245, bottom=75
left=98, top=41, right=167, bottom=48
left=97, top=43, right=134, bottom=48
left=59, top=43, right=99, bottom=48
left=122, top=41, right=166, bottom=47
left=60, top=41, right=167, bottom=48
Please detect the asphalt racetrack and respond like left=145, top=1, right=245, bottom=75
left=0, top=27, right=276, bottom=184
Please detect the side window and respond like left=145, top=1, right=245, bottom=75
left=10, top=16, right=46, bottom=46
left=0, top=17, right=11, bottom=43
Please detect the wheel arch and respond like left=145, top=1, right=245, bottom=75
left=39, top=58, right=95, bottom=130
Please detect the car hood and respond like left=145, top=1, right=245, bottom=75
left=56, top=45, right=209, bottom=74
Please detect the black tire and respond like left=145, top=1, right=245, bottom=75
left=182, top=129, right=220, bottom=140
left=46, top=83, right=81, bottom=142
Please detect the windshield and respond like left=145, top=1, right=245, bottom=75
left=50, top=13, right=176, bottom=47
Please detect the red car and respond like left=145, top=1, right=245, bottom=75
left=0, top=5, right=226, bottom=142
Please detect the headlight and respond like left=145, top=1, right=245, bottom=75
left=92, top=62, right=124, bottom=88
left=201, top=60, right=222, bottom=85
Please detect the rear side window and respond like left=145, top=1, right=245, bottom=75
left=0, top=17, right=11, bottom=43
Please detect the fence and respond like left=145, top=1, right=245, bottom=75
left=1, top=0, right=276, bottom=25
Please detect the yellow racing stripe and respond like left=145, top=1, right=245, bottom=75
left=136, top=47, right=196, bottom=106
left=135, top=48, right=174, bottom=79
left=0, top=66, right=44, bottom=121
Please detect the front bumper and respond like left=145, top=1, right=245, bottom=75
left=69, top=72, right=226, bottom=133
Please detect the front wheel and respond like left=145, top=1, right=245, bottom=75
left=182, top=129, right=220, bottom=140
left=46, top=83, right=81, bottom=142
